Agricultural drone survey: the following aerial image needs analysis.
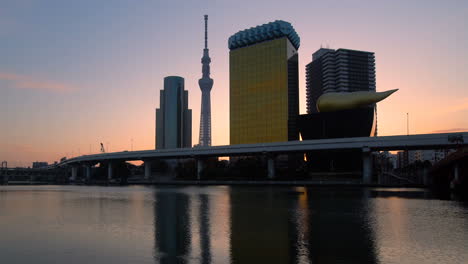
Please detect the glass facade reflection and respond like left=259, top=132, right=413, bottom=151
left=229, top=37, right=299, bottom=145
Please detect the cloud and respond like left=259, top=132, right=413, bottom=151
left=432, top=128, right=468, bottom=133
left=0, top=72, right=75, bottom=92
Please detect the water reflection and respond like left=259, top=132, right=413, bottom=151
left=154, top=189, right=191, bottom=263
left=369, top=189, right=468, bottom=264
left=152, top=187, right=228, bottom=264
left=305, top=188, right=378, bottom=264
left=199, top=194, right=211, bottom=264
left=0, top=186, right=467, bottom=264
left=229, top=187, right=299, bottom=263
left=293, top=187, right=311, bottom=263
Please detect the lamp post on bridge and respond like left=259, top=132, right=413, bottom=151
left=407, top=112, right=409, bottom=136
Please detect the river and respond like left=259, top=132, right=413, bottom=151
left=0, top=185, right=466, bottom=263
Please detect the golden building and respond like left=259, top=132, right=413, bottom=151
left=229, top=20, right=300, bottom=145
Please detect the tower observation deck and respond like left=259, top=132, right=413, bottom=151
left=198, top=15, right=214, bottom=146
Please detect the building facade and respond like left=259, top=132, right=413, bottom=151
left=409, top=149, right=451, bottom=165
left=397, top=151, right=409, bottom=169
left=229, top=20, right=300, bottom=145
left=306, top=48, right=376, bottom=114
left=156, top=76, right=192, bottom=149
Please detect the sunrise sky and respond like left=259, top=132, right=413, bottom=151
left=1, top=0, right=467, bottom=167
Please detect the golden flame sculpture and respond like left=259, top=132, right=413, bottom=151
left=316, top=89, right=398, bottom=112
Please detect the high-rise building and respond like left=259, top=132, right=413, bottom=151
left=32, top=162, right=48, bottom=168
left=198, top=15, right=213, bottom=147
left=229, top=20, right=300, bottom=145
left=156, top=76, right=192, bottom=149
left=306, top=48, right=376, bottom=114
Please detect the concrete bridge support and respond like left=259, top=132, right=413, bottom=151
left=144, top=161, right=151, bottom=180
left=454, top=163, right=459, bottom=182
left=108, top=162, right=113, bottom=181
left=362, top=147, right=372, bottom=184
left=267, top=155, right=276, bottom=180
left=423, top=167, right=430, bottom=186
left=197, top=158, right=204, bottom=180
left=85, top=165, right=91, bottom=181
left=71, top=166, right=78, bottom=182
left=450, top=162, right=460, bottom=189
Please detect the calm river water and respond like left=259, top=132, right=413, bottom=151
left=0, top=185, right=467, bottom=264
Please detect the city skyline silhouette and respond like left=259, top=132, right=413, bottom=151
left=1, top=0, right=467, bottom=166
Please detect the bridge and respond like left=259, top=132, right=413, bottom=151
left=58, top=132, right=467, bottom=183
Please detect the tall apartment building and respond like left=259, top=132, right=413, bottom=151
left=229, top=20, right=300, bottom=145
left=306, top=48, right=376, bottom=114
left=156, top=76, right=192, bottom=149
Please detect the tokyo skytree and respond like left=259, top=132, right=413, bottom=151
left=198, top=15, right=213, bottom=146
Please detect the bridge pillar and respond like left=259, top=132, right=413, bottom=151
left=454, top=163, right=459, bottom=182
left=85, top=165, right=91, bottom=181
left=423, top=167, right=429, bottom=186
left=362, top=147, right=372, bottom=184
left=267, top=155, right=276, bottom=180
left=144, top=161, right=151, bottom=179
left=197, top=158, right=204, bottom=180
left=108, top=162, right=113, bottom=181
left=450, top=162, right=460, bottom=190
left=71, top=166, right=78, bottom=182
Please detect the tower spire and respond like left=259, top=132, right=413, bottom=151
left=198, top=15, right=214, bottom=147
left=204, top=15, right=208, bottom=49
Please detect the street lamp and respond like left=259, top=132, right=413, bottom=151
left=407, top=112, right=409, bottom=136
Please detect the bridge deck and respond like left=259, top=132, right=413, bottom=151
left=60, top=132, right=467, bottom=165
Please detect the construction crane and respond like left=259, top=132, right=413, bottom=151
left=100, top=143, right=106, bottom=153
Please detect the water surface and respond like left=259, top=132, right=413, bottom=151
left=0, top=185, right=466, bottom=263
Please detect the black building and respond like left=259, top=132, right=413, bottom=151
left=300, top=48, right=377, bottom=172
left=306, top=48, right=376, bottom=114
left=301, top=48, right=378, bottom=139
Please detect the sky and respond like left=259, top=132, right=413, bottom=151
left=1, top=0, right=467, bottom=167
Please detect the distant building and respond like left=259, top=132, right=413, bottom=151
left=411, top=149, right=451, bottom=164
left=396, top=149, right=451, bottom=169
left=378, top=151, right=397, bottom=170
left=306, top=48, right=376, bottom=114
left=408, top=150, right=418, bottom=164
left=397, top=151, right=409, bottom=169
left=156, top=76, right=192, bottom=149
left=32, top=162, right=48, bottom=168
left=228, top=20, right=300, bottom=145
